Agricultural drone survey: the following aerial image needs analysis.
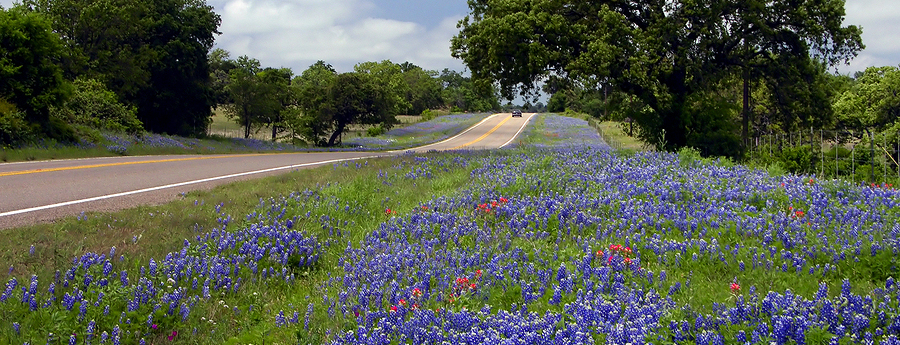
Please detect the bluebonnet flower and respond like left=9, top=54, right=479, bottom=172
left=275, top=310, right=286, bottom=327
left=305, top=303, right=314, bottom=330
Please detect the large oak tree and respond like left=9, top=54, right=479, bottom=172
left=451, top=0, right=863, bottom=156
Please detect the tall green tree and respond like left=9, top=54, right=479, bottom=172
left=258, top=67, right=294, bottom=141
left=325, top=72, right=392, bottom=146
left=439, top=69, right=499, bottom=112
left=0, top=6, right=69, bottom=127
left=292, top=61, right=338, bottom=145
left=834, top=66, right=900, bottom=141
left=293, top=65, right=394, bottom=147
left=452, top=0, right=863, bottom=156
left=399, top=62, right=443, bottom=115
left=23, top=0, right=221, bottom=136
left=209, top=48, right=238, bottom=106
left=223, top=56, right=283, bottom=139
left=354, top=60, right=407, bottom=121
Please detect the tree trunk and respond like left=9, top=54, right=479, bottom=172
left=243, top=107, right=251, bottom=139
left=660, top=63, right=688, bottom=151
left=327, top=124, right=345, bottom=146
left=742, top=68, right=750, bottom=147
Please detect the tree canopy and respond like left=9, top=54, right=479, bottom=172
left=21, top=0, right=221, bottom=136
left=399, top=63, right=444, bottom=115
left=0, top=7, right=68, bottom=126
left=834, top=66, right=900, bottom=141
left=325, top=72, right=393, bottom=146
left=292, top=61, right=395, bottom=146
left=452, top=0, right=863, bottom=156
left=223, top=56, right=281, bottom=139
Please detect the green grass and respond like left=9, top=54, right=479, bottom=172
left=1, top=144, right=113, bottom=163
left=0, top=114, right=442, bottom=163
left=0, top=152, right=485, bottom=343
left=206, top=110, right=258, bottom=139
left=2, top=154, right=470, bottom=279
left=593, top=121, right=648, bottom=151
left=3, top=136, right=898, bottom=343
left=0, top=134, right=303, bottom=163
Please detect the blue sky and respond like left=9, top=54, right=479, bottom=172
left=204, top=0, right=471, bottom=74
left=2, top=0, right=897, bottom=78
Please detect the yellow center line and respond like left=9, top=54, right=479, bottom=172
left=0, top=153, right=289, bottom=177
left=451, top=116, right=513, bottom=150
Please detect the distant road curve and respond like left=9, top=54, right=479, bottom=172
left=0, top=113, right=534, bottom=229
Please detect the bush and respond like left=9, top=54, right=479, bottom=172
left=0, top=100, right=35, bottom=146
left=367, top=125, right=386, bottom=137
left=42, top=116, right=78, bottom=143
left=51, top=78, right=143, bottom=134
left=71, top=124, right=104, bottom=144
left=677, top=146, right=703, bottom=169
left=420, top=109, right=436, bottom=121
left=778, top=145, right=814, bottom=174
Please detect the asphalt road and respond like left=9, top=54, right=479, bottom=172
left=0, top=113, right=534, bottom=229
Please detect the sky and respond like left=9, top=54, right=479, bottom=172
left=1, top=0, right=897, bottom=77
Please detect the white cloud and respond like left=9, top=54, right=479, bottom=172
left=2, top=0, right=894, bottom=75
left=837, top=0, right=900, bottom=72
left=209, top=0, right=465, bottom=74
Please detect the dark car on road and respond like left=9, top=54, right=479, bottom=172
left=512, top=109, right=522, bottom=117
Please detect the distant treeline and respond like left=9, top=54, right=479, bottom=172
left=0, top=1, right=500, bottom=148
left=208, top=54, right=500, bottom=146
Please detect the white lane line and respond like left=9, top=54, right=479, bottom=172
left=500, top=113, right=537, bottom=148
left=389, top=114, right=498, bottom=153
left=0, top=155, right=381, bottom=218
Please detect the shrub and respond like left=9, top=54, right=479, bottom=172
left=0, top=99, right=35, bottom=146
left=42, top=116, right=78, bottom=143
left=71, top=124, right=104, bottom=144
left=778, top=145, right=814, bottom=173
left=367, top=125, right=386, bottom=137
left=421, top=109, right=436, bottom=121
left=677, top=146, right=703, bottom=168
left=51, top=78, right=143, bottom=134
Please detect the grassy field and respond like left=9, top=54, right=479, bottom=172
left=0, top=113, right=473, bottom=163
left=206, top=110, right=271, bottom=140
left=3, top=114, right=899, bottom=344
left=208, top=111, right=425, bottom=141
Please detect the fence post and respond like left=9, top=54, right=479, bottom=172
left=868, top=129, right=875, bottom=183
left=852, top=143, right=855, bottom=183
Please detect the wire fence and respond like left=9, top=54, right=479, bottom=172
left=206, top=125, right=274, bottom=140
left=747, top=129, right=900, bottom=184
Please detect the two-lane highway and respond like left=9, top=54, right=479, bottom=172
left=0, top=113, right=534, bottom=229
left=405, top=112, right=532, bottom=152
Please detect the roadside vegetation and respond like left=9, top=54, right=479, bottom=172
left=451, top=0, right=898, bottom=185
left=3, top=114, right=900, bottom=344
left=0, top=113, right=492, bottom=163
left=4, top=0, right=900, bottom=343
left=1, top=3, right=502, bottom=155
